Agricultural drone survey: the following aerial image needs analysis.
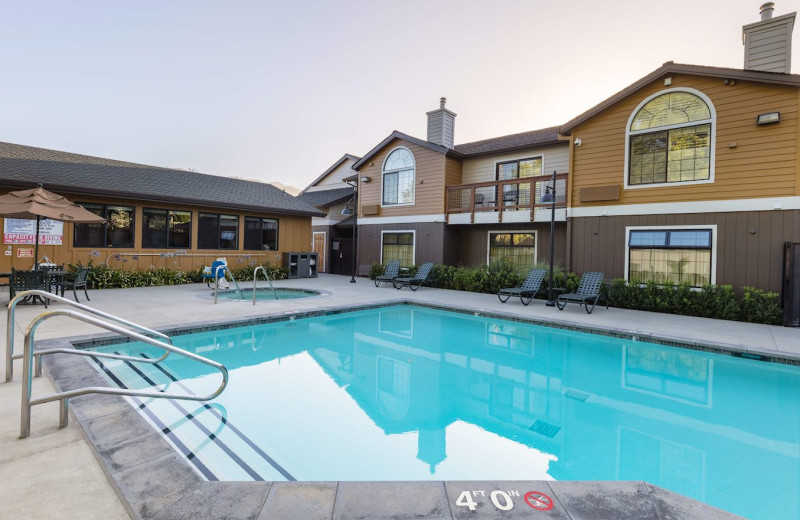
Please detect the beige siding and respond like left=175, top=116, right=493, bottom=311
left=305, top=158, right=357, bottom=192
left=570, top=74, right=799, bottom=208
left=357, top=138, right=446, bottom=217
left=444, top=156, right=462, bottom=186
left=460, top=144, right=569, bottom=184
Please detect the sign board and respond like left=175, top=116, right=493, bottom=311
left=17, top=248, right=34, bottom=258
left=3, top=219, right=63, bottom=245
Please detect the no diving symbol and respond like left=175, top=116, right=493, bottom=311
left=524, top=491, right=554, bottom=511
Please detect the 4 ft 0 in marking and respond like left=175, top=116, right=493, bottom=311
left=455, top=489, right=554, bottom=512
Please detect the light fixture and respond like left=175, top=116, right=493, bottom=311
left=757, top=112, right=780, bottom=125
left=360, top=176, right=370, bottom=183
left=341, top=206, right=353, bottom=216
left=574, top=138, right=582, bottom=147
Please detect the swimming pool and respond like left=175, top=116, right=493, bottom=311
left=88, top=304, right=800, bottom=519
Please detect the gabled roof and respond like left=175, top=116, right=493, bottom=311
left=296, top=186, right=354, bottom=208
left=0, top=141, right=325, bottom=217
left=300, top=153, right=360, bottom=194
left=560, top=61, right=800, bottom=134
left=352, top=131, right=463, bottom=170
left=454, top=127, right=564, bottom=157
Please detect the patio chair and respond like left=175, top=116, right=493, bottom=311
left=502, top=189, right=519, bottom=206
left=202, top=260, right=227, bottom=287
left=374, top=260, right=401, bottom=287
left=10, top=268, right=49, bottom=307
left=393, top=262, right=434, bottom=291
left=497, top=268, right=546, bottom=306
left=61, top=266, right=91, bottom=302
left=556, top=271, right=606, bottom=314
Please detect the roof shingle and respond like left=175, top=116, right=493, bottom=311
left=454, top=127, right=564, bottom=156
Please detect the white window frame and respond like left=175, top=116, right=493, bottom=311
left=624, top=224, right=717, bottom=286
left=486, top=229, right=538, bottom=266
left=381, top=146, right=416, bottom=207
left=380, top=229, right=416, bottom=266
left=624, top=87, right=716, bottom=190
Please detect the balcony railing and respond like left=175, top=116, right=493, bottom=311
left=446, top=173, right=568, bottom=223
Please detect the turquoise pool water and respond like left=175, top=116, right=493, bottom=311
left=215, top=288, right=319, bottom=300
left=89, top=304, right=800, bottom=519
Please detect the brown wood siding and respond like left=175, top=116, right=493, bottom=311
left=570, top=74, right=799, bottom=208
left=455, top=223, right=567, bottom=269
left=357, top=138, right=446, bottom=217
left=569, top=210, right=800, bottom=293
left=0, top=191, right=312, bottom=272
left=356, top=222, right=452, bottom=267
left=444, top=156, right=462, bottom=187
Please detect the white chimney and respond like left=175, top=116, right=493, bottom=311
left=742, top=3, right=796, bottom=73
left=426, top=97, right=456, bottom=149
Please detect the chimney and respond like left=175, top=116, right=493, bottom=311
left=426, top=97, right=456, bottom=149
left=742, top=3, right=796, bottom=73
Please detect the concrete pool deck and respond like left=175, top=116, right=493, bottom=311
left=2, top=274, right=797, bottom=519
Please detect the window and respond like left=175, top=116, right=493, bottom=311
left=244, top=217, right=279, bottom=250
left=74, top=203, right=134, bottom=248
left=142, top=209, right=191, bottom=248
left=382, top=148, right=415, bottom=205
left=488, top=232, right=536, bottom=272
left=198, top=213, right=238, bottom=249
left=626, top=89, right=714, bottom=187
left=496, top=157, right=542, bottom=206
left=381, top=232, right=414, bottom=267
left=627, top=228, right=713, bottom=286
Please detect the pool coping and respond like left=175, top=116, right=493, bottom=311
left=36, top=299, right=753, bottom=519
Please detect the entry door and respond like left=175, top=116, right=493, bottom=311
left=331, top=238, right=353, bottom=275
left=312, top=232, right=326, bottom=273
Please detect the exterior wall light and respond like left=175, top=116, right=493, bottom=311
left=360, top=176, right=370, bottom=183
left=756, top=112, right=780, bottom=125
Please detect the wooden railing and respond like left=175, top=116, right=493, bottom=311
left=446, top=173, right=568, bottom=222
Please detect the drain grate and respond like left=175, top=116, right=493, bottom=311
left=564, top=389, right=590, bottom=402
left=529, top=419, right=561, bottom=438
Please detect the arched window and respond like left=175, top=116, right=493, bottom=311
left=382, top=147, right=415, bottom=205
left=626, top=89, right=715, bottom=187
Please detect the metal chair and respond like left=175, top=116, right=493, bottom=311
left=61, top=266, right=91, bottom=302
left=10, top=268, right=49, bottom=307
left=498, top=268, right=547, bottom=306
left=375, top=260, right=401, bottom=287
left=556, top=271, right=606, bottom=314
left=393, top=262, right=434, bottom=291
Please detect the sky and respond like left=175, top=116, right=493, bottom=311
left=2, top=0, right=798, bottom=190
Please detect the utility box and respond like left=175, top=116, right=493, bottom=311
left=783, top=242, right=800, bottom=327
left=283, top=252, right=318, bottom=279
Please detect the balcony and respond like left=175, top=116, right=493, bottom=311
left=445, top=173, right=568, bottom=225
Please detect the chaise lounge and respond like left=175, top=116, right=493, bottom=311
left=374, top=260, right=401, bottom=287
left=556, top=271, right=606, bottom=314
left=497, top=268, right=547, bottom=306
left=393, top=262, right=433, bottom=291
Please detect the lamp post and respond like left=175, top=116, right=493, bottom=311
left=540, top=171, right=557, bottom=307
left=342, top=186, right=357, bottom=283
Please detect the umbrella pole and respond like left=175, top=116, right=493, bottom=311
left=34, top=216, right=41, bottom=269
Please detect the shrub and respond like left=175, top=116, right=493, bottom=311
left=369, top=262, right=385, bottom=280
left=739, top=286, right=783, bottom=325
left=84, top=263, right=286, bottom=290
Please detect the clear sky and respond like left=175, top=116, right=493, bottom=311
left=1, top=0, right=798, bottom=189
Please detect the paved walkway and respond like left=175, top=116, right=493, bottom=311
left=1, top=274, right=798, bottom=518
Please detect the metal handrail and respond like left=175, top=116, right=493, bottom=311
left=6, top=289, right=174, bottom=383
left=253, top=266, right=278, bottom=304
left=213, top=264, right=245, bottom=304
left=20, top=308, right=228, bottom=438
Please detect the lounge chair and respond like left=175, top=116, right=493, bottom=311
left=61, top=266, right=91, bottom=302
left=556, top=271, right=606, bottom=314
left=393, top=262, right=434, bottom=291
left=497, top=268, right=546, bottom=306
left=374, top=260, right=401, bottom=287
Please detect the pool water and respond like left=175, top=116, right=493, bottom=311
left=215, top=288, right=319, bottom=300
left=89, top=304, right=800, bottom=519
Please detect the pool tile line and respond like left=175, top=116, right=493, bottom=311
left=34, top=335, right=743, bottom=519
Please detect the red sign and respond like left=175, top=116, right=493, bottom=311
left=524, top=491, right=554, bottom=511
left=17, top=248, right=34, bottom=258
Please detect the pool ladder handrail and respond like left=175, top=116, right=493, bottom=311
left=252, top=266, right=278, bottom=304
left=213, top=264, right=245, bottom=304
left=20, top=308, right=229, bottom=438
left=6, top=289, right=174, bottom=383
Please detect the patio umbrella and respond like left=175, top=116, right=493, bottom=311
left=0, top=184, right=105, bottom=268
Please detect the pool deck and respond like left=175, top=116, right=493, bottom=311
left=2, top=274, right=797, bottom=519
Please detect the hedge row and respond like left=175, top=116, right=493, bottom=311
left=370, top=261, right=783, bottom=325
left=84, top=263, right=288, bottom=290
